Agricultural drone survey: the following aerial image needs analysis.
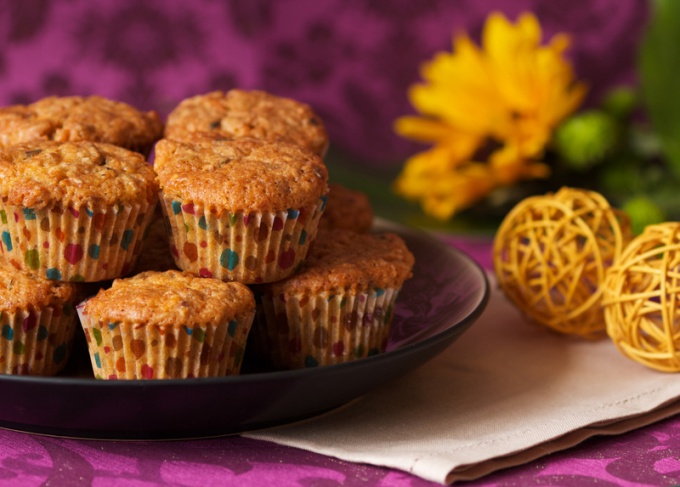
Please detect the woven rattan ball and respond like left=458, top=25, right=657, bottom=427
left=604, top=223, right=680, bottom=371
left=493, top=187, right=631, bottom=338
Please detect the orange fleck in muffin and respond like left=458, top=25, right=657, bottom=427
left=0, top=260, right=79, bottom=375
left=252, top=229, right=414, bottom=369
left=0, top=141, right=159, bottom=282
left=164, top=89, right=329, bottom=156
left=0, top=95, right=163, bottom=155
left=318, top=183, right=374, bottom=233
left=154, top=137, right=328, bottom=284
left=77, top=270, right=256, bottom=379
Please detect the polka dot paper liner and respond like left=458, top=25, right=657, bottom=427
left=252, top=287, right=399, bottom=369
left=0, top=303, right=77, bottom=376
left=160, top=195, right=327, bottom=284
left=0, top=200, right=156, bottom=282
left=76, top=303, right=255, bottom=379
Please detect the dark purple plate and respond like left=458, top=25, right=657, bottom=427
left=0, top=219, right=489, bottom=439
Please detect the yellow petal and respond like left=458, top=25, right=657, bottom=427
left=516, top=12, right=542, bottom=46
left=394, top=116, right=460, bottom=143
left=410, top=84, right=504, bottom=136
left=421, top=164, right=497, bottom=218
left=489, top=144, right=550, bottom=185
left=549, top=33, right=571, bottom=54
left=398, top=143, right=475, bottom=183
left=414, top=35, right=502, bottom=133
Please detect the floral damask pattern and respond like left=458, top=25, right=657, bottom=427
left=2, top=416, right=680, bottom=486
left=0, top=1, right=670, bottom=485
left=0, top=0, right=646, bottom=164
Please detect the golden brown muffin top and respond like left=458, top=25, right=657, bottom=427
left=318, top=183, right=374, bottom=233
left=0, top=261, right=76, bottom=312
left=164, top=89, right=329, bottom=156
left=83, top=270, right=255, bottom=327
left=268, top=229, right=415, bottom=295
left=0, top=141, right=159, bottom=209
left=0, top=95, right=163, bottom=151
left=154, top=137, right=328, bottom=212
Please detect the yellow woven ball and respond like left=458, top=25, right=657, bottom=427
left=604, top=223, right=680, bottom=371
left=493, top=187, right=631, bottom=338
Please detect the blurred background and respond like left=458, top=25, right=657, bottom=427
left=0, top=0, right=651, bottom=231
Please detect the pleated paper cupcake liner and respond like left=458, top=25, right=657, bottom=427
left=77, top=303, right=255, bottom=379
left=253, top=287, right=399, bottom=369
left=159, top=194, right=327, bottom=284
left=0, top=303, right=78, bottom=376
left=0, top=200, right=156, bottom=282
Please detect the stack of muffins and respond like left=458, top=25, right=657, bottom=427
left=0, top=89, right=414, bottom=379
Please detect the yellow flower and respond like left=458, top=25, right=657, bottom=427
left=489, top=142, right=551, bottom=185
left=394, top=154, right=496, bottom=220
left=394, top=116, right=481, bottom=167
left=394, top=11, right=586, bottom=219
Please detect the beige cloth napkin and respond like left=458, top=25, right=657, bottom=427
left=245, top=278, right=680, bottom=484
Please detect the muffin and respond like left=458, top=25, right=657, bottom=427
left=0, top=259, right=79, bottom=375
left=0, top=141, right=159, bottom=281
left=164, top=89, right=329, bottom=157
left=318, top=183, right=374, bottom=233
left=77, top=270, right=256, bottom=379
left=131, top=209, right=178, bottom=274
left=252, top=228, right=415, bottom=369
left=154, top=137, right=328, bottom=284
left=0, top=95, right=163, bottom=155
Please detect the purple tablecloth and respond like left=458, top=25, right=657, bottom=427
left=1, top=1, right=673, bottom=484
left=2, top=417, right=680, bottom=486
left=1, top=236, right=680, bottom=486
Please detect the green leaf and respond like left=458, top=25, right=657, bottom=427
left=639, top=0, right=680, bottom=178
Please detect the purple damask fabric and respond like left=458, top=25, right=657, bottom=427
left=0, top=0, right=647, bottom=164
left=0, top=415, right=679, bottom=486
left=1, top=2, right=672, bottom=486
left=3, top=415, right=680, bottom=486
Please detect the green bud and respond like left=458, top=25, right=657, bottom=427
left=622, top=195, right=666, bottom=235
left=554, top=110, right=619, bottom=170
left=601, top=86, right=637, bottom=119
